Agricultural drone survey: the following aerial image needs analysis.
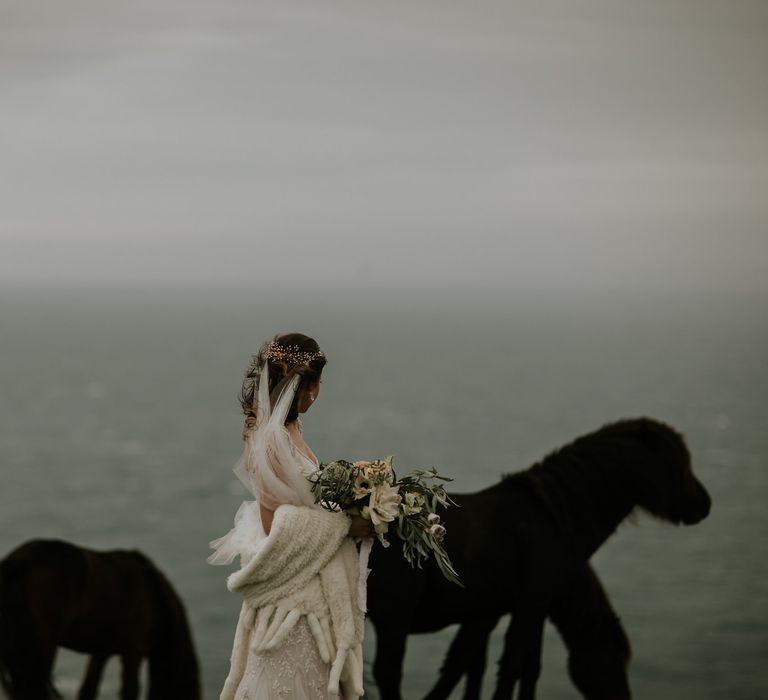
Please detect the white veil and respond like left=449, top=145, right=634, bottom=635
left=209, top=362, right=317, bottom=565
left=235, top=362, right=317, bottom=509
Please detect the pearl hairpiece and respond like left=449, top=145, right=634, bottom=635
left=265, top=341, right=325, bottom=367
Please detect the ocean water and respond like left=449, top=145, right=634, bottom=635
left=1, top=284, right=766, bottom=700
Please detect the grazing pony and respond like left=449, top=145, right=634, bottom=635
left=424, top=563, right=631, bottom=700
left=0, top=539, right=201, bottom=700
left=367, top=417, right=711, bottom=700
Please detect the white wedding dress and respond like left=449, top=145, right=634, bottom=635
left=234, top=616, right=330, bottom=699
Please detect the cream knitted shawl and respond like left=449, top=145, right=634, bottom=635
left=217, top=504, right=365, bottom=700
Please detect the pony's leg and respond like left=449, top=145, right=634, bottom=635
left=462, top=615, right=501, bottom=700
left=0, top=567, right=59, bottom=700
left=119, top=653, right=142, bottom=700
left=491, top=610, right=546, bottom=700
left=78, top=654, right=109, bottom=700
left=8, top=641, right=58, bottom=700
left=515, top=613, right=545, bottom=700
left=372, top=626, right=408, bottom=700
left=423, top=616, right=497, bottom=700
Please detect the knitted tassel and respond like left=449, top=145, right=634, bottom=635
left=307, top=613, right=331, bottom=664
left=263, top=609, right=301, bottom=650
left=241, top=604, right=257, bottom=631
left=339, top=644, right=365, bottom=698
left=249, top=604, right=274, bottom=650
left=320, top=616, right=336, bottom=659
left=261, top=606, right=290, bottom=648
left=328, top=646, right=350, bottom=696
left=349, top=645, right=364, bottom=696
left=343, top=644, right=362, bottom=694
left=357, top=538, right=373, bottom=613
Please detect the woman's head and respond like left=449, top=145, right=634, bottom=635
left=239, top=333, right=326, bottom=431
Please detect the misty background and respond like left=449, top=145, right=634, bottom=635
left=1, top=1, right=767, bottom=699
left=1, top=0, right=766, bottom=290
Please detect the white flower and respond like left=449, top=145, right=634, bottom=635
left=353, top=470, right=373, bottom=499
left=362, top=457, right=394, bottom=485
left=427, top=512, right=441, bottom=525
left=401, top=491, right=425, bottom=516
left=369, top=482, right=402, bottom=533
left=429, top=523, right=447, bottom=543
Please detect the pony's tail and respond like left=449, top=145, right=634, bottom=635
left=141, top=557, right=201, bottom=700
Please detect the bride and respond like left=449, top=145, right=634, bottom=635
left=209, top=333, right=373, bottom=699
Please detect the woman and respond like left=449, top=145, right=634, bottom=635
left=209, top=333, right=373, bottom=700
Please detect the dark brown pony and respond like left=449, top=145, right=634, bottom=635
left=0, top=539, right=200, bottom=700
left=367, top=417, right=711, bottom=700
left=423, top=563, right=631, bottom=700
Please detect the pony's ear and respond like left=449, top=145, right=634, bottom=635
left=632, top=417, right=661, bottom=443
left=637, top=418, right=663, bottom=445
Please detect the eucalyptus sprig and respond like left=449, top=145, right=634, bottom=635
left=308, top=460, right=357, bottom=510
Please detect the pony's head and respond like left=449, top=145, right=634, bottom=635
left=595, top=418, right=711, bottom=525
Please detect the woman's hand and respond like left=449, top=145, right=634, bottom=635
left=348, top=515, right=375, bottom=538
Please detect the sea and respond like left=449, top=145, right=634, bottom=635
left=1, top=283, right=766, bottom=699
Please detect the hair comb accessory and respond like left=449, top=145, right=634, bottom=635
left=265, top=341, right=325, bottom=367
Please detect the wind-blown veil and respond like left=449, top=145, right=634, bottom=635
left=208, top=362, right=317, bottom=566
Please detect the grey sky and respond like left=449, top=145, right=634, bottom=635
left=1, top=0, right=766, bottom=289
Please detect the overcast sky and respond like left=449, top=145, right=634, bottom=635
left=1, top=0, right=766, bottom=290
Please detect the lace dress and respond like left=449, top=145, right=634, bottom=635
left=234, top=616, right=330, bottom=699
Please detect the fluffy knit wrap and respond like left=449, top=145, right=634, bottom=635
left=217, top=504, right=365, bottom=700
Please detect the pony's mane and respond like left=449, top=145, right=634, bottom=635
left=501, top=417, right=686, bottom=482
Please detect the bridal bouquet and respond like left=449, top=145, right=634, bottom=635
left=308, top=456, right=461, bottom=586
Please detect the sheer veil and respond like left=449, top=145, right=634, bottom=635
left=209, top=362, right=317, bottom=565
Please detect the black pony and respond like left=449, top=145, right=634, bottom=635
left=0, top=539, right=201, bottom=700
left=367, top=417, right=711, bottom=700
left=424, top=563, right=631, bottom=700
